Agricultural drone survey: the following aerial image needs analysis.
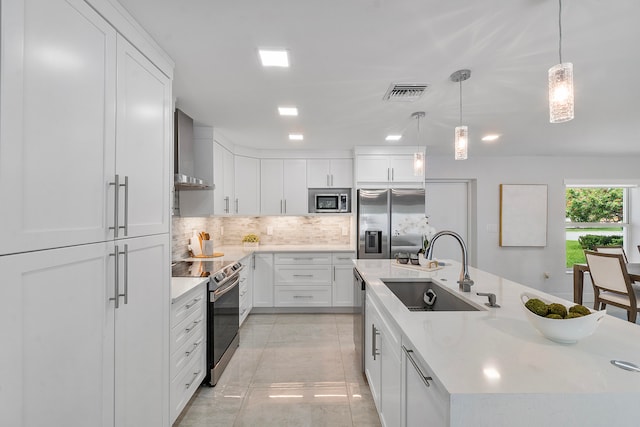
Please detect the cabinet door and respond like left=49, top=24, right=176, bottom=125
left=389, top=155, right=419, bottom=183
left=380, top=326, right=401, bottom=427
left=333, top=265, right=355, bottom=306
left=402, top=345, right=448, bottom=427
left=213, top=142, right=226, bottom=214
left=234, top=156, right=260, bottom=215
left=115, top=36, right=172, bottom=238
left=253, top=253, right=274, bottom=307
left=223, top=147, right=235, bottom=210
left=0, top=0, right=117, bottom=255
left=330, top=159, right=354, bottom=188
left=357, top=155, right=390, bottom=183
left=114, top=234, right=170, bottom=427
left=307, top=159, right=331, bottom=188
left=0, top=242, right=114, bottom=427
left=282, top=159, right=307, bottom=214
left=260, top=159, right=284, bottom=214
left=365, top=298, right=382, bottom=410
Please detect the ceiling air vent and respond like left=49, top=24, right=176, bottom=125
left=383, top=83, right=429, bottom=102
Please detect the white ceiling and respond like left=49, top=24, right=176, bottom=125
left=117, top=0, right=640, bottom=157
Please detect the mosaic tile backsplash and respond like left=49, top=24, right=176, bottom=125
left=172, top=215, right=352, bottom=260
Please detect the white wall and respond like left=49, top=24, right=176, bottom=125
left=425, top=155, right=640, bottom=301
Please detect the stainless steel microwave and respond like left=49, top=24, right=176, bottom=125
left=308, top=189, right=351, bottom=213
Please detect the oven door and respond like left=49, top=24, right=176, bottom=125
left=209, top=276, right=240, bottom=372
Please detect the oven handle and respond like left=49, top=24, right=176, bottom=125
left=212, top=275, right=240, bottom=301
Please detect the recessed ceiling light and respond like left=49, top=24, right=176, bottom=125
left=289, top=133, right=304, bottom=141
left=385, top=135, right=402, bottom=141
left=481, top=134, right=500, bottom=142
left=259, top=49, right=289, bottom=67
left=278, top=107, right=298, bottom=116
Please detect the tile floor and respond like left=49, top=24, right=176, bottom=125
left=174, top=314, right=381, bottom=427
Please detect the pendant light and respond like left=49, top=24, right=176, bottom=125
left=411, top=111, right=426, bottom=176
left=548, top=0, right=574, bottom=123
left=450, top=69, right=471, bottom=160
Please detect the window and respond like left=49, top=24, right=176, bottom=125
left=565, top=186, right=628, bottom=268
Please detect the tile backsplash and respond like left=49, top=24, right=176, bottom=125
left=172, top=215, right=352, bottom=260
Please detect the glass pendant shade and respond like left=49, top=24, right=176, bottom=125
left=454, top=126, right=468, bottom=160
left=413, top=152, right=424, bottom=176
left=548, top=63, right=574, bottom=123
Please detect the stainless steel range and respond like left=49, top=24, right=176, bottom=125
left=172, top=259, right=244, bottom=386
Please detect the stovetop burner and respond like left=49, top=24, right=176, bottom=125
left=172, top=259, right=244, bottom=289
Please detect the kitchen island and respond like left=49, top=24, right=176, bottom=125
left=354, top=259, right=640, bottom=427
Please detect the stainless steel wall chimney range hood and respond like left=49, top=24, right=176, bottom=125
left=174, top=108, right=212, bottom=189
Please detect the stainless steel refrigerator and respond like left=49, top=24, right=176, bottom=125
left=357, top=188, right=426, bottom=259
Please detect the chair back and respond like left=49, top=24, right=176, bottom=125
left=594, top=246, right=628, bottom=263
left=585, top=250, right=631, bottom=295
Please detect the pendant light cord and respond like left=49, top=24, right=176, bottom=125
left=459, top=80, right=463, bottom=125
left=558, top=0, right=563, bottom=64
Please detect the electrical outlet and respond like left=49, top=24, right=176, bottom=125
left=267, top=226, right=273, bottom=235
left=220, top=226, right=224, bottom=236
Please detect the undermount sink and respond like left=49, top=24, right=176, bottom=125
left=381, top=279, right=481, bottom=312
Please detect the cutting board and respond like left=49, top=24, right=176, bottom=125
left=192, top=252, right=224, bottom=258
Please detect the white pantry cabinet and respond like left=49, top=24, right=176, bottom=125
left=0, top=235, right=170, bottom=427
left=0, top=0, right=172, bottom=255
left=260, top=159, right=307, bottom=214
left=307, top=158, right=353, bottom=188
left=234, top=156, right=260, bottom=215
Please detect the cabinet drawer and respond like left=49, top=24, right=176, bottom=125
left=171, top=323, right=205, bottom=380
left=274, top=252, right=332, bottom=265
left=170, top=345, right=206, bottom=424
left=274, top=286, right=332, bottom=306
left=332, top=252, right=355, bottom=265
left=171, top=286, right=205, bottom=327
left=171, top=305, right=204, bottom=355
left=274, top=265, right=331, bottom=285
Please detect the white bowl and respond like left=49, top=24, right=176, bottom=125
left=520, top=292, right=606, bottom=344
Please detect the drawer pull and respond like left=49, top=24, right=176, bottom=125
left=402, top=345, right=432, bottom=388
left=185, top=370, right=201, bottom=389
left=293, top=274, right=314, bottom=277
left=293, top=295, right=314, bottom=299
left=184, top=297, right=202, bottom=310
left=184, top=319, right=202, bottom=333
left=185, top=339, right=203, bottom=357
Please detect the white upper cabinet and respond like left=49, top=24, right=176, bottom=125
left=234, top=156, right=260, bottom=215
left=0, top=0, right=172, bottom=255
left=0, top=0, right=117, bottom=255
left=115, top=36, right=172, bottom=239
left=213, top=142, right=235, bottom=215
left=260, top=159, right=307, bottom=215
left=307, top=158, right=353, bottom=188
left=355, top=147, right=425, bottom=188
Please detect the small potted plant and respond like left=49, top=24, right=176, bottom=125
left=242, top=233, right=260, bottom=249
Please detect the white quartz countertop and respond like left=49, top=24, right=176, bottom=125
left=354, top=259, right=640, bottom=396
left=171, top=277, right=208, bottom=303
left=180, top=244, right=356, bottom=263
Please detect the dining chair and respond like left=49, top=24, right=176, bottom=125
left=585, top=250, right=640, bottom=323
left=594, top=245, right=628, bottom=263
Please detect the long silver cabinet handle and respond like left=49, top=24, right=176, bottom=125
left=327, top=174, right=330, bottom=187
left=331, top=174, right=334, bottom=186
left=284, top=199, right=287, bottom=214
left=109, top=245, right=120, bottom=309
left=293, top=295, right=313, bottom=299
left=372, top=324, right=380, bottom=360
left=402, top=345, right=432, bottom=388
left=293, top=274, right=314, bottom=277
left=120, top=176, right=129, bottom=236
left=280, top=200, right=283, bottom=214
left=185, top=370, right=201, bottom=389
left=235, top=198, right=239, bottom=214
left=391, top=168, right=395, bottom=181
left=109, top=175, right=120, bottom=237
left=120, top=244, right=128, bottom=304
left=224, top=196, right=230, bottom=213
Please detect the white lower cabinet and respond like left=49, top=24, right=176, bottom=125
left=239, top=255, right=254, bottom=325
left=365, top=294, right=401, bottom=427
left=274, top=252, right=332, bottom=307
left=253, top=253, right=274, bottom=307
left=0, top=235, right=170, bottom=427
left=401, top=339, right=449, bottom=427
left=170, top=282, right=207, bottom=424
left=332, top=252, right=356, bottom=306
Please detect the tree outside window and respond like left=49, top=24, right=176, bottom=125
left=565, top=187, right=626, bottom=268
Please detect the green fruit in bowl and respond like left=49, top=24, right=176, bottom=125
left=242, top=233, right=260, bottom=243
